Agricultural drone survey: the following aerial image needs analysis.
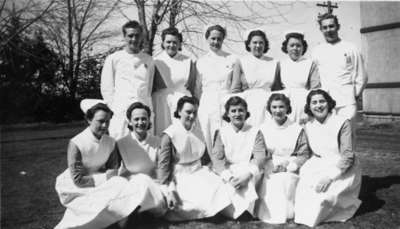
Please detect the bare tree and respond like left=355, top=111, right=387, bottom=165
left=117, top=0, right=294, bottom=56
left=38, top=0, right=120, bottom=98
left=0, top=0, right=56, bottom=50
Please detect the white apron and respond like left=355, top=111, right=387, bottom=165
left=197, top=50, right=237, bottom=153
left=219, top=123, right=260, bottom=219
left=256, top=118, right=302, bottom=224
left=163, top=122, right=231, bottom=221
left=117, top=133, right=167, bottom=216
left=152, top=51, right=192, bottom=135
left=280, top=57, right=313, bottom=123
left=294, top=114, right=361, bottom=227
left=240, top=55, right=278, bottom=127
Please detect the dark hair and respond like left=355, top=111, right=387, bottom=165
left=174, top=96, right=199, bottom=118
left=245, top=30, right=269, bottom=53
left=317, top=13, right=340, bottom=27
left=161, top=27, right=183, bottom=51
left=85, top=103, right=113, bottom=121
left=205, top=25, right=226, bottom=39
left=222, top=96, right=250, bottom=122
left=304, top=89, right=336, bottom=117
left=126, top=102, right=152, bottom=131
left=266, top=93, right=292, bottom=115
left=281, top=32, right=308, bottom=55
left=122, top=20, right=143, bottom=36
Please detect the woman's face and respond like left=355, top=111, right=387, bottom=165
left=286, top=37, right=304, bottom=61
left=129, top=108, right=150, bottom=136
left=228, top=104, right=247, bottom=129
left=163, top=34, right=180, bottom=57
left=207, top=30, right=224, bottom=52
left=249, top=35, right=265, bottom=58
left=309, top=94, right=329, bottom=122
left=270, top=100, right=288, bottom=125
left=88, top=110, right=111, bottom=139
left=178, top=102, right=198, bottom=130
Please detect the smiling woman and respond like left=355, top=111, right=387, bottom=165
left=294, top=89, right=362, bottom=227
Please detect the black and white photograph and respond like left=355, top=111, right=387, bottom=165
left=1, top=0, right=400, bottom=228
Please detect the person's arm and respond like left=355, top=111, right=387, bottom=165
left=249, top=131, right=269, bottom=177
left=210, top=130, right=229, bottom=174
left=230, top=60, right=244, bottom=93
left=100, top=55, right=115, bottom=106
left=157, top=134, right=174, bottom=185
left=352, top=49, right=368, bottom=99
left=192, top=61, right=203, bottom=99
left=103, top=145, right=121, bottom=177
left=67, top=141, right=104, bottom=188
left=185, top=60, right=197, bottom=96
left=306, top=61, right=321, bottom=90
left=287, top=129, right=312, bottom=172
left=271, top=61, right=284, bottom=91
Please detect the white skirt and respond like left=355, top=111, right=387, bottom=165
left=55, top=170, right=159, bottom=229
left=243, top=88, right=271, bottom=127
left=164, top=164, right=232, bottom=221
left=221, top=163, right=259, bottom=219
left=256, top=172, right=299, bottom=224
left=294, top=157, right=362, bottom=227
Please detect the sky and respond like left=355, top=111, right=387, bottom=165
left=101, top=1, right=362, bottom=60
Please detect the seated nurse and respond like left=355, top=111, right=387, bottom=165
left=159, top=96, right=231, bottom=221
left=55, top=100, right=156, bottom=229
left=117, top=102, right=172, bottom=218
left=211, top=96, right=269, bottom=219
left=294, top=89, right=362, bottom=227
left=256, top=93, right=311, bottom=224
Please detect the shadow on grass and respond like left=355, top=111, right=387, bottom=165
left=356, top=175, right=400, bottom=216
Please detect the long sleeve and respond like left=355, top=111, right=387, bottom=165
left=271, top=61, right=284, bottom=91
left=104, top=146, right=122, bottom=170
left=100, top=55, right=115, bottom=106
left=185, top=61, right=197, bottom=96
left=230, top=60, right=245, bottom=93
left=210, top=130, right=229, bottom=174
left=157, top=134, right=175, bottom=185
left=306, top=61, right=321, bottom=90
left=288, top=129, right=312, bottom=171
left=67, top=141, right=96, bottom=188
left=193, top=61, right=203, bottom=99
left=352, top=50, right=368, bottom=98
left=337, top=120, right=355, bottom=173
left=249, top=131, right=269, bottom=176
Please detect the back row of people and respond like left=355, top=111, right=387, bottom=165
left=55, top=90, right=361, bottom=228
left=100, top=13, right=367, bottom=156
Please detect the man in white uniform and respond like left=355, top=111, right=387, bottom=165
left=312, top=13, right=368, bottom=120
left=101, top=21, right=155, bottom=139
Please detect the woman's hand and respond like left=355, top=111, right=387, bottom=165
left=299, top=113, right=310, bottom=125
left=315, top=176, right=333, bottom=193
left=105, top=169, right=117, bottom=179
left=230, top=172, right=252, bottom=190
left=166, top=190, right=181, bottom=210
left=272, top=164, right=287, bottom=173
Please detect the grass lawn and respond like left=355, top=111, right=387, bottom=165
left=1, top=121, right=400, bottom=229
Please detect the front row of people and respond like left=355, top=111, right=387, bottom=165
left=55, top=89, right=361, bottom=228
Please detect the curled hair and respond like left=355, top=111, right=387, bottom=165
left=122, top=20, right=143, bottom=36
left=304, top=89, right=336, bottom=117
left=245, top=30, right=269, bottom=53
left=266, top=93, right=292, bottom=115
left=317, top=13, right=340, bottom=27
left=126, top=102, right=152, bottom=131
left=281, top=32, right=308, bottom=55
left=205, top=25, right=226, bottom=39
left=85, top=103, right=113, bottom=121
left=161, top=27, right=183, bottom=51
left=174, top=96, right=199, bottom=119
left=222, top=96, right=250, bottom=122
